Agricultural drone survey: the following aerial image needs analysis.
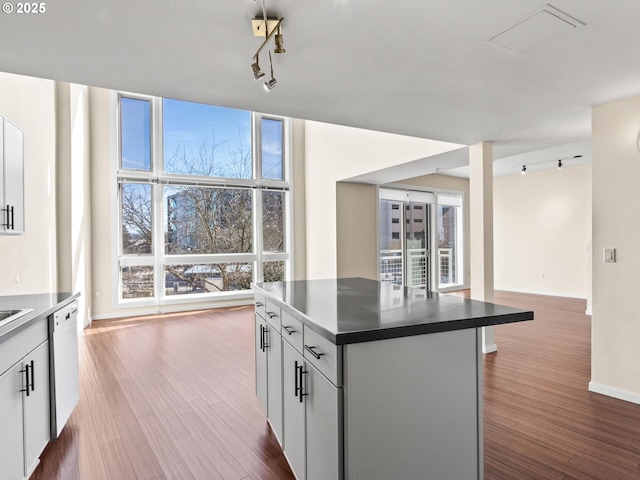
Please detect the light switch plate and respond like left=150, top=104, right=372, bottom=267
left=604, top=248, right=616, bottom=263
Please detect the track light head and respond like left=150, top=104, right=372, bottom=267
left=251, top=61, right=265, bottom=80
left=557, top=159, right=563, bottom=169
left=263, top=50, right=277, bottom=91
left=274, top=28, right=286, bottom=54
left=521, top=165, right=527, bottom=175
left=264, top=77, right=277, bottom=92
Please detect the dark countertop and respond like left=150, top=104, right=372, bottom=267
left=0, top=292, right=80, bottom=342
left=253, top=278, right=533, bottom=345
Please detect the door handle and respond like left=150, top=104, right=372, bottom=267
left=1, top=205, right=9, bottom=229
left=298, top=363, right=307, bottom=403
left=263, top=325, right=269, bottom=350
left=259, top=324, right=264, bottom=351
left=29, top=360, right=34, bottom=392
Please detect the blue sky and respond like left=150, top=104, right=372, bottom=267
left=121, top=97, right=283, bottom=179
left=163, top=99, right=251, bottom=178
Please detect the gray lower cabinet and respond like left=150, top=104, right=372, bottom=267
left=0, top=362, right=25, bottom=479
left=256, top=299, right=482, bottom=480
left=24, top=341, right=51, bottom=477
left=282, top=341, right=305, bottom=477
left=255, top=311, right=283, bottom=443
left=280, top=327, right=343, bottom=480
left=282, top=336, right=342, bottom=480
left=0, top=317, right=50, bottom=480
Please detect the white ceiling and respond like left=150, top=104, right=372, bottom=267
left=0, top=1, right=637, bottom=175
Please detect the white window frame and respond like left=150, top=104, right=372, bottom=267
left=112, top=92, right=292, bottom=308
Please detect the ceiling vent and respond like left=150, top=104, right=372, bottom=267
left=489, top=4, right=585, bottom=54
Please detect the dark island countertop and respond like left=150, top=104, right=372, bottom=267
left=253, top=278, right=533, bottom=345
left=0, top=292, right=80, bottom=342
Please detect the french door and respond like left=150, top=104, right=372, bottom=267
left=379, top=190, right=432, bottom=289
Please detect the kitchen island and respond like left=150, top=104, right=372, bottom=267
left=253, top=278, right=533, bottom=480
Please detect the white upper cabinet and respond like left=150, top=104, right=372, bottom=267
left=1, top=115, right=25, bottom=234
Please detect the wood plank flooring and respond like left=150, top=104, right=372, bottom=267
left=31, top=292, right=640, bottom=479
left=479, top=291, right=640, bottom=479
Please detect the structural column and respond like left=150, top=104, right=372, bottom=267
left=469, top=142, right=496, bottom=353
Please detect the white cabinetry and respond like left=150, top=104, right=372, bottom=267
left=0, top=318, right=50, bottom=480
left=0, top=362, right=25, bottom=479
left=282, top=339, right=342, bottom=480
left=0, top=115, right=25, bottom=234
left=254, top=295, right=283, bottom=444
left=24, top=341, right=50, bottom=477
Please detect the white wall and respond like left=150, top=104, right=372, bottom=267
left=56, top=83, right=93, bottom=327
left=591, top=94, right=640, bottom=403
left=493, top=164, right=592, bottom=298
left=304, top=121, right=461, bottom=279
left=0, top=72, right=58, bottom=294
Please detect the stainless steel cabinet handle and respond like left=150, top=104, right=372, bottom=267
left=256, top=302, right=264, bottom=307
left=267, top=311, right=278, bottom=319
left=304, top=345, right=324, bottom=359
left=282, top=325, right=295, bottom=335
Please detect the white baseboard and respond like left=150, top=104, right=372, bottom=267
left=90, top=299, right=252, bottom=321
left=588, top=381, right=640, bottom=405
left=482, top=344, right=497, bottom=354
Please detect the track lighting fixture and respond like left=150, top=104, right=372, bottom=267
left=250, top=8, right=285, bottom=92
left=515, top=154, right=584, bottom=175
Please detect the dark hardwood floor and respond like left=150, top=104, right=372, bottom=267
left=31, top=292, right=640, bottom=479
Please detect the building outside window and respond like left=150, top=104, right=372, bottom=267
left=117, top=95, right=290, bottom=304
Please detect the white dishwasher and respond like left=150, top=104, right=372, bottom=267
left=49, top=301, right=80, bottom=439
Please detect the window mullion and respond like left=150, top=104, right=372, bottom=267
left=153, top=97, right=164, bottom=302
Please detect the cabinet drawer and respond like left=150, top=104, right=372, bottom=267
left=303, top=327, right=341, bottom=387
left=255, top=294, right=266, bottom=319
left=0, top=318, right=47, bottom=376
left=264, top=300, right=281, bottom=331
left=281, top=311, right=303, bottom=354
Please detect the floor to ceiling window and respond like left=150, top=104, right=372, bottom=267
left=116, top=94, right=290, bottom=305
left=379, top=188, right=463, bottom=291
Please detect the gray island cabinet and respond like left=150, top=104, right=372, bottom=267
left=253, top=278, right=533, bottom=480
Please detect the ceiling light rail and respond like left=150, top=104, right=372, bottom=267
left=518, top=154, right=582, bottom=175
